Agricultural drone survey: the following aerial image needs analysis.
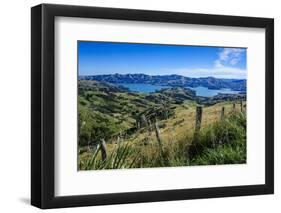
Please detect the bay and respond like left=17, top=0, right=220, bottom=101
left=186, top=86, right=240, bottom=97
left=116, top=83, right=240, bottom=97
left=116, top=83, right=171, bottom=93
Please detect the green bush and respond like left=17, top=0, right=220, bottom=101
left=189, top=112, right=246, bottom=165
left=79, top=112, right=247, bottom=169
left=80, top=142, right=137, bottom=170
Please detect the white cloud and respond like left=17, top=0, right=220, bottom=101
left=214, top=60, right=223, bottom=68
left=158, top=47, right=247, bottom=79
left=215, top=48, right=246, bottom=68
left=161, top=67, right=246, bottom=79
left=187, top=67, right=247, bottom=79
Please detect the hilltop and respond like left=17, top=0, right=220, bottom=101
left=78, top=80, right=245, bottom=145
left=78, top=80, right=247, bottom=169
left=79, top=73, right=246, bottom=91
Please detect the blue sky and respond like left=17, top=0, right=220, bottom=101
left=78, top=41, right=247, bottom=79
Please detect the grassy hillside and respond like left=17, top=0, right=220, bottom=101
left=78, top=80, right=246, bottom=170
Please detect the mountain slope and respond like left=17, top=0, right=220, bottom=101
left=79, top=73, right=246, bottom=91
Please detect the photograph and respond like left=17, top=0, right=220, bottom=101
left=29, top=3, right=274, bottom=209
left=77, top=41, right=247, bottom=170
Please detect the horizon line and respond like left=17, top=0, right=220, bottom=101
left=78, top=73, right=246, bottom=80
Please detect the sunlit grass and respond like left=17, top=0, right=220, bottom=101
left=79, top=102, right=246, bottom=170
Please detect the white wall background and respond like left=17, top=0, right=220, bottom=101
left=0, top=0, right=279, bottom=212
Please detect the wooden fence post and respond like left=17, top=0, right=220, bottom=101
left=221, top=106, right=225, bottom=120
left=141, top=114, right=148, bottom=128
left=87, top=141, right=91, bottom=152
left=240, top=101, right=243, bottom=112
left=148, top=119, right=152, bottom=135
left=100, top=139, right=107, bottom=161
left=154, top=121, right=163, bottom=147
left=193, top=106, right=203, bottom=144
left=189, top=106, right=203, bottom=159
left=232, top=103, right=236, bottom=111
left=195, top=106, right=202, bottom=134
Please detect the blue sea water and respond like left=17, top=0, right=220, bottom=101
left=116, top=83, right=171, bottom=93
left=186, top=86, right=240, bottom=97
left=116, top=83, right=240, bottom=97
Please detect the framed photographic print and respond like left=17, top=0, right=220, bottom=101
left=31, top=4, right=274, bottom=209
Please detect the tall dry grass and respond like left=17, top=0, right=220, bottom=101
left=80, top=111, right=246, bottom=170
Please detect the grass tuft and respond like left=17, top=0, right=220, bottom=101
left=79, top=110, right=247, bottom=169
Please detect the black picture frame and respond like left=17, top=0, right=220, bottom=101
left=31, top=3, right=274, bottom=209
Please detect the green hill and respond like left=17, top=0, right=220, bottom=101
left=78, top=80, right=246, bottom=170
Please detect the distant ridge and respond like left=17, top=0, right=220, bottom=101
left=79, top=73, right=246, bottom=91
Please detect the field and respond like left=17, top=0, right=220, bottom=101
left=78, top=80, right=246, bottom=170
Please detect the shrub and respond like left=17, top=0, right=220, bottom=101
left=80, top=142, right=137, bottom=170
left=189, top=112, right=246, bottom=165
left=79, top=111, right=247, bottom=169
